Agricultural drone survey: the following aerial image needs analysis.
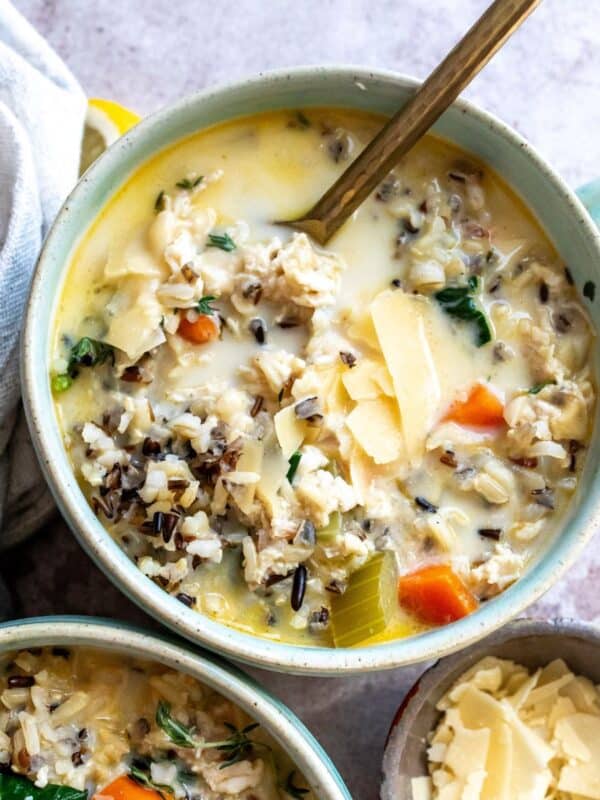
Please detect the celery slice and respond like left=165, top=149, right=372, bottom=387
left=330, top=552, right=396, bottom=647
left=317, top=510, right=341, bottom=543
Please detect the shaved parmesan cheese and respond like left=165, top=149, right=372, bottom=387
left=463, top=770, right=486, bottom=800
left=525, top=671, right=574, bottom=706
left=505, top=669, right=541, bottom=710
left=445, top=724, right=489, bottom=777
left=256, top=448, right=290, bottom=516
left=371, top=290, right=440, bottom=465
left=347, top=310, right=379, bottom=349
left=421, top=656, right=600, bottom=800
left=274, top=404, right=308, bottom=459
left=104, top=278, right=166, bottom=361
left=547, top=695, right=577, bottom=730
left=349, top=445, right=374, bottom=504
left=435, top=782, right=462, bottom=800
left=105, top=230, right=164, bottom=280
left=555, top=712, right=600, bottom=762
left=231, top=439, right=264, bottom=514
left=325, top=371, right=351, bottom=416
left=557, top=716, right=600, bottom=798
left=411, top=776, right=433, bottom=800
left=342, top=359, right=385, bottom=400
left=562, top=673, right=600, bottom=714
left=346, top=398, right=404, bottom=464
left=558, top=767, right=600, bottom=800
left=481, top=721, right=512, bottom=800
left=374, top=363, right=395, bottom=396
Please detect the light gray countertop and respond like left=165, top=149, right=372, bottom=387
left=9, top=2, right=600, bottom=798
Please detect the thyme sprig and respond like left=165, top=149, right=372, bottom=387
left=176, top=175, right=204, bottom=190
left=196, top=295, right=218, bottom=316
left=528, top=380, right=556, bottom=395
left=207, top=231, right=236, bottom=252
left=130, top=763, right=173, bottom=800
left=155, top=701, right=267, bottom=770
left=155, top=700, right=197, bottom=747
left=154, top=190, right=166, bottom=213
left=214, top=722, right=261, bottom=769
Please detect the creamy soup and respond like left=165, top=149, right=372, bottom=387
left=52, top=108, right=596, bottom=648
left=0, top=646, right=311, bottom=799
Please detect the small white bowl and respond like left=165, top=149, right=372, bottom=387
left=381, top=618, right=600, bottom=799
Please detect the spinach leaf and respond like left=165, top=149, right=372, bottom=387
left=66, top=337, right=114, bottom=376
left=52, top=336, right=114, bottom=393
left=0, top=772, right=87, bottom=800
left=434, top=276, right=492, bottom=347
left=286, top=451, right=302, bottom=483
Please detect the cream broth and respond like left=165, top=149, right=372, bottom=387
left=52, top=109, right=595, bottom=647
left=0, top=646, right=311, bottom=799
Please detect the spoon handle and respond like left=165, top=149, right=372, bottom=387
left=293, top=0, right=541, bottom=244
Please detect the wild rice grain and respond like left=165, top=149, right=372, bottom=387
left=176, top=593, right=195, bottom=607
left=7, top=675, right=35, bottom=688
left=339, top=351, right=356, bottom=368
left=478, top=528, right=502, bottom=541
left=250, top=395, right=264, bottom=417
left=415, top=496, right=438, bottom=513
left=291, top=565, right=307, bottom=611
left=249, top=317, right=267, bottom=345
left=142, top=437, right=161, bottom=456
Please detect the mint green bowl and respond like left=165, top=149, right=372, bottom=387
left=0, top=616, right=351, bottom=799
left=22, top=66, right=600, bottom=675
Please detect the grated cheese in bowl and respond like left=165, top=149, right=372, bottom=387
left=413, top=655, right=600, bottom=800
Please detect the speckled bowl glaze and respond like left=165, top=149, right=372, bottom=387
left=380, top=618, right=600, bottom=799
left=22, top=66, right=600, bottom=675
left=0, top=616, right=351, bottom=799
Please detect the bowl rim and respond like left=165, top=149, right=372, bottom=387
left=22, top=64, right=600, bottom=675
left=0, top=615, right=351, bottom=799
left=380, top=617, right=600, bottom=799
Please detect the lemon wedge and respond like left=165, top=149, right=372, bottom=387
left=80, top=98, right=140, bottom=174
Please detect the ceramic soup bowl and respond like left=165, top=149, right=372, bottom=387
left=22, top=66, right=600, bottom=675
left=380, top=618, right=600, bottom=799
left=0, top=616, right=351, bottom=799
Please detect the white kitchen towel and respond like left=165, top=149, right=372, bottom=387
left=0, top=3, right=86, bottom=576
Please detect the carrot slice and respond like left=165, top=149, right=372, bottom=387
left=94, top=775, right=171, bottom=800
left=178, top=310, right=219, bottom=344
left=443, top=383, right=505, bottom=428
left=398, top=564, right=478, bottom=625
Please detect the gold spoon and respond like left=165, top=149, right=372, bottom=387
left=286, top=0, right=541, bottom=245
